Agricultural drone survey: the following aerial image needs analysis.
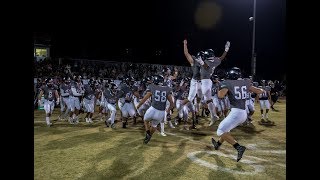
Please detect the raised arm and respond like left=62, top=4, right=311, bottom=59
left=183, top=40, right=194, bottom=65
left=218, top=41, right=230, bottom=61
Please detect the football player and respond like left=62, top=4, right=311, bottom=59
left=136, top=75, right=174, bottom=144
left=118, top=76, right=137, bottom=128
left=83, top=81, right=96, bottom=123
left=58, top=77, right=71, bottom=121
left=258, top=80, right=272, bottom=123
left=103, top=82, right=119, bottom=128
left=175, top=78, right=196, bottom=130
left=211, top=67, right=265, bottom=162
left=269, top=80, right=278, bottom=111
left=182, top=39, right=202, bottom=121
left=69, top=76, right=84, bottom=124
left=194, top=41, right=231, bottom=126
left=133, top=78, right=151, bottom=119
left=38, top=78, right=60, bottom=127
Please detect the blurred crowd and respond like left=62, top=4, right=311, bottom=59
left=33, top=58, right=286, bottom=97
left=34, top=58, right=192, bottom=81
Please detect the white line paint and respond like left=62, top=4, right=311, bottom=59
left=125, top=138, right=143, bottom=145
left=246, top=144, right=258, bottom=150
left=187, top=151, right=264, bottom=175
left=274, top=163, right=286, bottom=168
left=167, top=132, right=286, bottom=169
left=254, top=150, right=286, bottom=154
left=167, top=132, right=286, bottom=154
left=221, top=149, right=286, bottom=167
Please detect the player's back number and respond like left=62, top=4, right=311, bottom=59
left=234, top=86, right=247, bottom=100
left=155, top=90, right=167, bottom=102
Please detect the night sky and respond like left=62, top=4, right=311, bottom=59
left=45, top=0, right=285, bottom=80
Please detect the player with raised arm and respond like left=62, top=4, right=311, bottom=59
left=180, top=39, right=202, bottom=125
left=194, top=41, right=231, bottom=126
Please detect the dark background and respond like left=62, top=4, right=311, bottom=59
left=36, top=0, right=285, bottom=80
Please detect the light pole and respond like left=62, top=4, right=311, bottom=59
left=250, top=0, right=257, bottom=77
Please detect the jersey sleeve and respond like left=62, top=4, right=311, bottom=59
left=146, top=84, right=153, bottom=93
left=219, top=81, right=228, bottom=90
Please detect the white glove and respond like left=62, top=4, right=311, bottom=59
left=225, top=41, right=230, bottom=52
left=56, top=98, right=60, bottom=105
left=195, top=56, right=204, bottom=65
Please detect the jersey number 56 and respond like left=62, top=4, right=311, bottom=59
left=234, top=86, right=247, bottom=100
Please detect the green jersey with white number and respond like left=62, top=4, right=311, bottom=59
left=219, top=79, right=251, bottom=110
left=41, top=85, right=57, bottom=101
left=147, top=84, right=172, bottom=111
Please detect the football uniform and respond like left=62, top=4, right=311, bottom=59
left=118, top=83, right=136, bottom=118
left=200, top=57, right=222, bottom=122
left=83, top=84, right=95, bottom=113
left=143, top=84, right=173, bottom=128
left=258, top=85, right=271, bottom=109
left=41, top=85, right=58, bottom=114
left=217, top=79, right=251, bottom=136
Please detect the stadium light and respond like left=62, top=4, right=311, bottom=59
left=250, top=0, right=257, bottom=77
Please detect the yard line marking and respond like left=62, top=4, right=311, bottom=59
left=187, top=151, right=265, bottom=175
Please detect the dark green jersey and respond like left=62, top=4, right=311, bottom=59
left=191, top=56, right=201, bottom=80
left=200, top=57, right=222, bottom=79
left=41, top=86, right=57, bottom=101
left=147, top=84, right=172, bottom=110
left=219, top=79, right=251, bottom=110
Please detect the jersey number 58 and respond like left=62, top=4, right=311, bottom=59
left=155, top=90, right=167, bottom=102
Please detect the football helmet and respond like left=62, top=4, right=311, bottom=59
left=226, top=67, right=242, bottom=80
left=109, top=82, right=117, bottom=94
left=46, top=78, right=54, bottom=87
left=124, top=76, right=135, bottom=86
left=196, top=51, right=205, bottom=59
left=203, top=49, right=215, bottom=60
left=153, top=75, right=164, bottom=85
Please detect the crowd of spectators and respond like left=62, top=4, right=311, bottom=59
left=34, top=58, right=286, bottom=96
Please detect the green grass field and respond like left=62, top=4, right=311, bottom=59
left=34, top=99, right=286, bottom=180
